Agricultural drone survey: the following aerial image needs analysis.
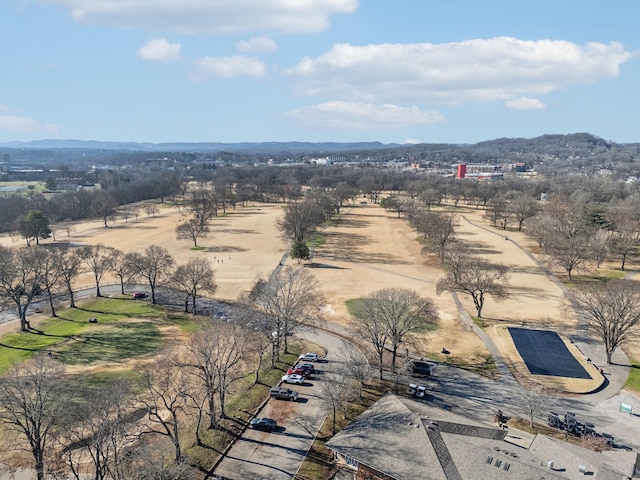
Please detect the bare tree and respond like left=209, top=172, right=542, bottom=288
left=518, top=383, right=547, bottom=429
left=588, top=230, right=611, bottom=269
left=125, top=447, right=192, bottom=480
left=337, top=346, right=371, bottom=398
left=381, top=195, right=408, bottom=218
left=175, top=217, right=210, bottom=248
left=570, top=279, right=640, bottom=364
left=419, top=188, right=443, bottom=211
left=509, top=195, right=540, bottom=231
left=181, top=319, right=249, bottom=428
left=91, top=191, right=118, bottom=228
left=81, top=244, right=117, bottom=297
left=119, top=205, right=135, bottom=223
left=173, top=258, right=216, bottom=314
left=350, top=298, right=389, bottom=380
left=250, top=267, right=324, bottom=363
left=414, top=211, right=458, bottom=262
left=134, top=245, right=175, bottom=304
left=212, top=320, right=249, bottom=420
left=275, top=200, right=324, bottom=243
left=608, top=198, right=640, bottom=271
left=112, top=251, right=140, bottom=295
left=143, top=204, right=159, bottom=218
left=320, top=374, right=354, bottom=435
left=181, top=326, right=220, bottom=431
left=0, top=246, right=43, bottom=331
left=353, top=288, right=437, bottom=374
left=545, top=233, right=593, bottom=280
left=32, top=247, right=62, bottom=317
left=0, top=355, right=67, bottom=480
left=234, top=296, right=272, bottom=386
left=137, top=357, right=189, bottom=463
left=49, top=245, right=84, bottom=308
left=484, top=197, right=513, bottom=230
left=437, top=246, right=509, bottom=318
left=189, top=186, right=218, bottom=227
left=60, top=379, right=133, bottom=480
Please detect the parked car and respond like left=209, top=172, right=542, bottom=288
left=282, top=374, right=305, bottom=385
left=287, top=367, right=306, bottom=376
left=296, top=362, right=315, bottom=374
left=269, top=386, right=299, bottom=401
left=132, top=291, right=148, bottom=299
left=250, top=417, right=277, bottom=431
left=299, top=352, right=319, bottom=362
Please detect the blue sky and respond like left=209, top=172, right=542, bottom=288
left=1, top=0, right=639, bottom=145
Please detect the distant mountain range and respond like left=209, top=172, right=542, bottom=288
left=2, top=134, right=639, bottom=175
left=1, top=133, right=637, bottom=154
left=0, top=139, right=397, bottom=153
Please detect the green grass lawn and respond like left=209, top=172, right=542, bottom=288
left=55, top=322, right=162, bottom=365
left=344, top=298, right=362, bottom=316
left=625, top=360, right=640, bottom=395
left=0, top=297, right=193, bottom=374
left=185, top=350, right=302, bottom=470
left=471, top=315, right=490, bottom=329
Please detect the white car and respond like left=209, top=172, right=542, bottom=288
left=299, top=352, right=319, bottom=362
left=282, top=374, right=305, bottom=385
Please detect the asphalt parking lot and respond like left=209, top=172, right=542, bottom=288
left=213, top=326, right=359, bottom=480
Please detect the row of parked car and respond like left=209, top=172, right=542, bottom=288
left=251, top=353, right=321, bottom=431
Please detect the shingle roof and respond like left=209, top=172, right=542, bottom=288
left=325, top=393, right=638, bottom=480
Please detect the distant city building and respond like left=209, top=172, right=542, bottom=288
left=309, top=156, right=346, bottom=165
left=453, top=162, right=529, bottom=180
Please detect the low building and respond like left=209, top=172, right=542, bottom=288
left=326, top=393, right=638, bottom=480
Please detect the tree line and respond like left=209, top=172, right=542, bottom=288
left=0, top=255, right=326, bottom=479
left=380, top=175, right=640, bottom=367
left=0, top=243, right=218, bottom=332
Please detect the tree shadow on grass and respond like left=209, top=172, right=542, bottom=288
left=74, top=307, right=140, bottom=318
left=57, top=322, right=162, bottom=365
left=25, top=328, right=75, bottom=339
left=0, top=342, right=40, bottom=352
left=216, top=228, right=259, bottom=235
left=204, top=246, right=248, bottom=253
left=317, top=231, right=409, bottom=265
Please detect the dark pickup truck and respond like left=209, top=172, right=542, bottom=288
left=270, top=386, right=299, bottom=401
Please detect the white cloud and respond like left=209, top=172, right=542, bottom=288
left=286, top=37, right=634, bottom=105
left=404, top=138, right=423, bottom=145
left=137, top=38, right=181, bottom=62
left=194, top=55, right=266, bottom=79
left=49, top=0, right=358, bottom=34
left=0, top=114, right=59, bottom=134
left=236, top=36, right=277, bottom=53
left=284, top=101, right=443, bottom=130
left=505, top=97, right=547, bottom=110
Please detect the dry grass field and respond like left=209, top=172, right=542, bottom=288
left=2, top=198, right=638, bottom=384
left=2, top=196, right=640, bottom=478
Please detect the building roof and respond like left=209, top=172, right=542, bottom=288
left=325, top=393, right=637, bottom=480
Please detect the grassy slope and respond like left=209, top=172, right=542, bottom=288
left=0, top=297, right=186, bottom=373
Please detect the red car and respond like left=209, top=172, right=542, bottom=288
left=287, top=367, right=306, bottom=376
